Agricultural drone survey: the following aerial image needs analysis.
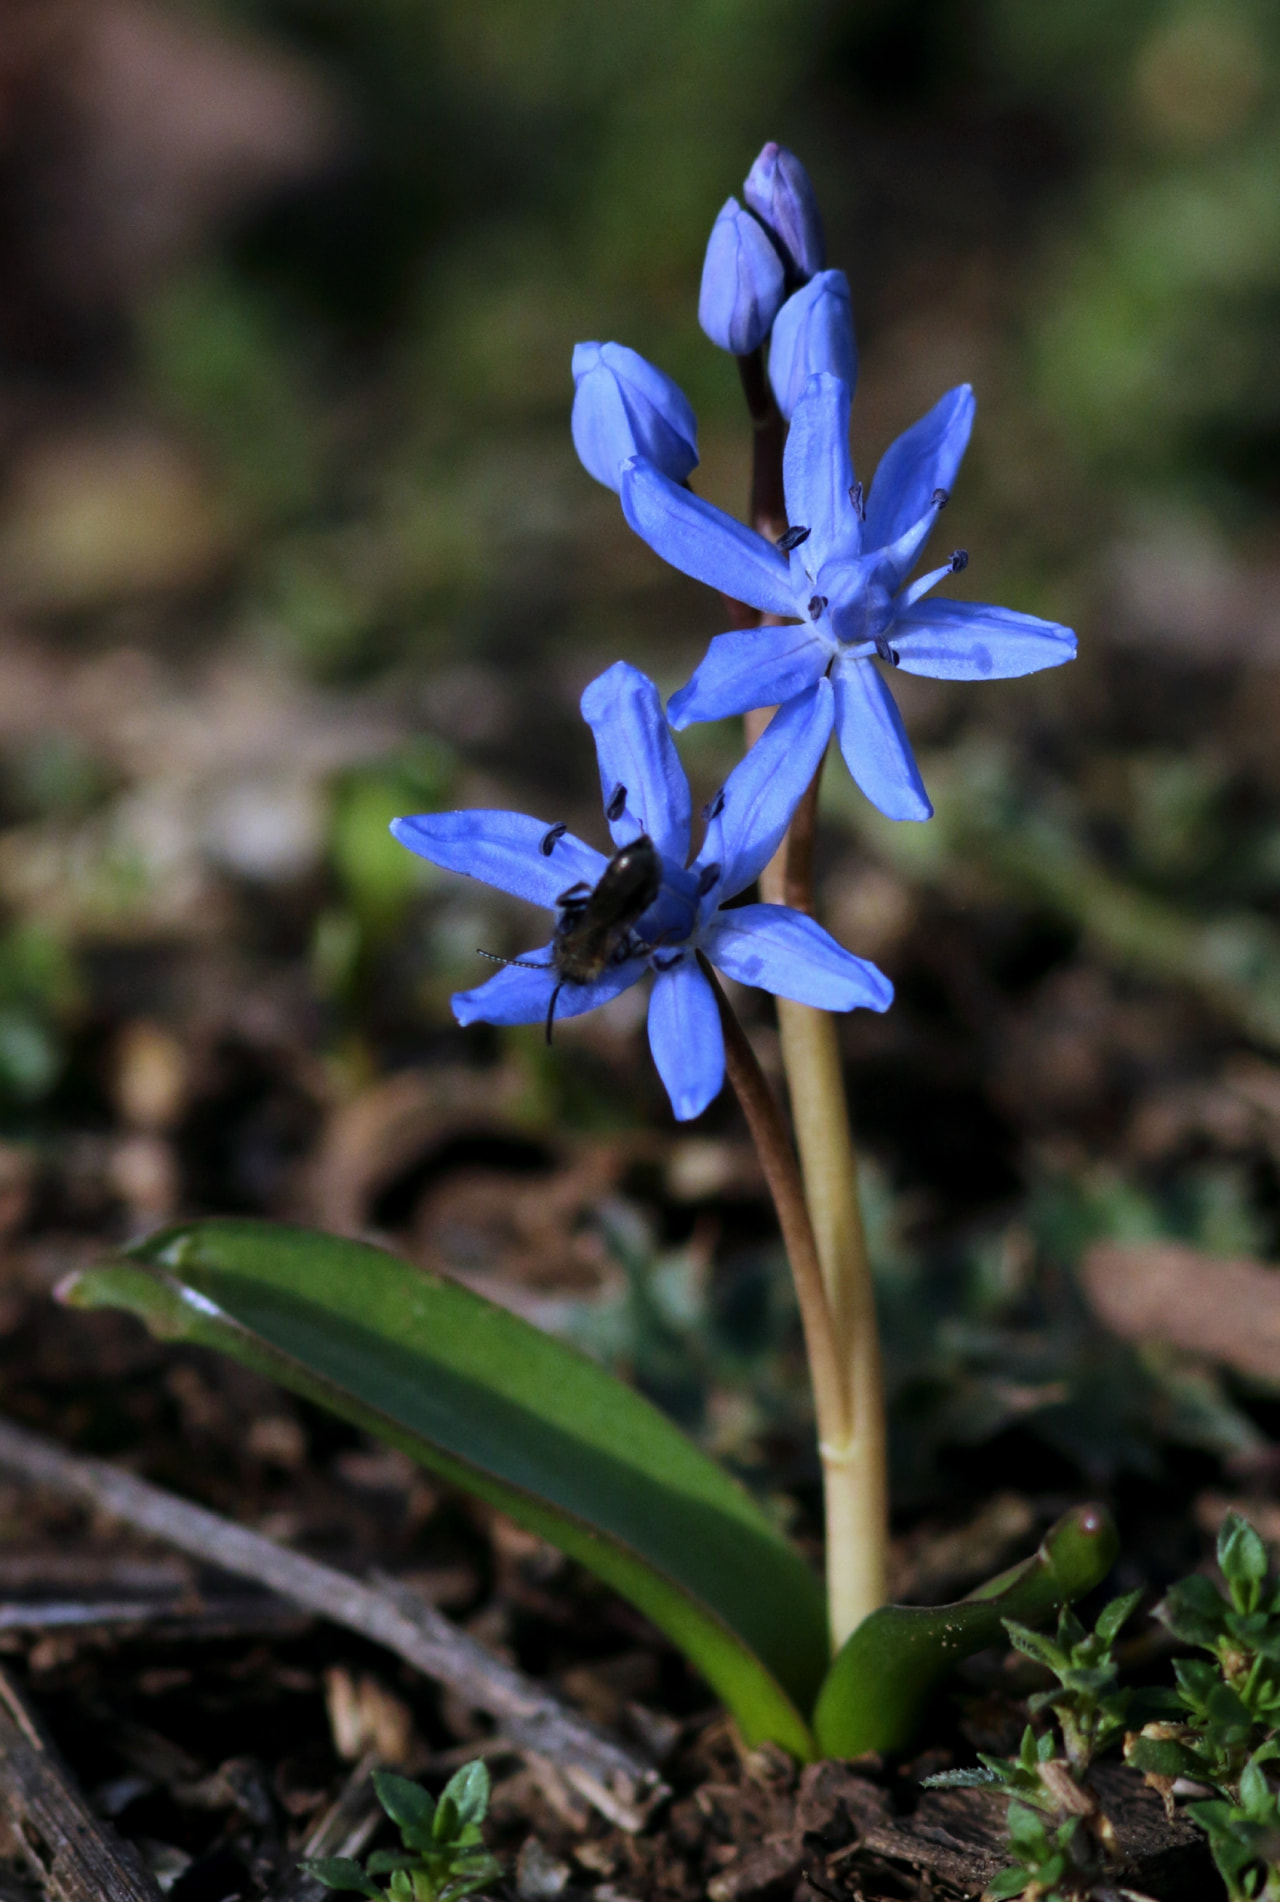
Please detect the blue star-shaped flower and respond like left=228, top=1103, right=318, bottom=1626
left=391, top=663, right=891, bottom=1121
left=620, top=371, right=1077, bottom=821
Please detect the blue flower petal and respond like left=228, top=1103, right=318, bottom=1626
left=770, top=276, right=856, bottom=422
left=832, top=660, right=933, bottom=822
left=453, top=945, right=646, bottom=1029
left=647, top=959, right=725, bottom=1121
left=698, top=197, right=788, bottom=355
left=705, top=905, right=893, bottom=1012
left=580, top=662, right=691, bottom=860
left=620, top=458, right=796, bottom=617
left=782, top=371, right=859, bottom=566
left=872, top=495, right=952, bottom=593
left=892, top=599, right=1078, bottom=679
left=701, top=678, right=834, bottom=898
left=743, top=142, right=825, bottom=280
left=571, top=342, right=698, bottom=493
left=391, top=811, right=607, bottom=909
left=668, top=624, right=828, bottom=728
left=863, top=385, right=975, bottom=553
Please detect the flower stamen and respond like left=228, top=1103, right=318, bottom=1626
left=899, top=549, right=969, bottom=611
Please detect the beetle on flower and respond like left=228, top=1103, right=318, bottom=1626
left=620, top=370, right=1077, bottom=822
left=391, top=663, right=891, bottom=1122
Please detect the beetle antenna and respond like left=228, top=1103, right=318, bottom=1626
left=545, top=981, right=564, bottom=1045
left=475, top=949, right=552, bottom=970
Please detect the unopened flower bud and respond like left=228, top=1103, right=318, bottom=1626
left=698, top=197, right=787, bottom=356
left=743, top=141, right=825, bottom=281
left=768, top=269, right=856, bottom=419
left=571, top=342, right=699, bottom=493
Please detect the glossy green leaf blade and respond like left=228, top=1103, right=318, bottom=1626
left=812, top=1504, right=1118, bottom=1759
left=64, top=1220, right=823, bottom=1753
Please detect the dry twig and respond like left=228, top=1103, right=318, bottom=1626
left=0, top=1662, right=162, bottom=1902
left=0, top=1414, right=664, bottom=1830
left=271, top=1751, right=384, bottom=1902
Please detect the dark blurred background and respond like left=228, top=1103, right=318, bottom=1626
left=3, top=0, right=1280, bottom=1517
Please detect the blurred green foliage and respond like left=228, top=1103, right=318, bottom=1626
left=516, top=1151, right=1274, bottom=1510
left=0, top=924, right=79, bottom=1107
left=314, top=742, right=456, bottom=1007
left=147, top=0, right=1280, bottom=576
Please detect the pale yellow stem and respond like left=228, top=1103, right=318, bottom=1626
left=745, top=705, right=889, bottom=1649
left=776, top=997, right=888, bottom=1644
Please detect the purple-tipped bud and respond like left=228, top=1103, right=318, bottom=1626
left=571, top=342, right=699, bottom=493
left=698, top=197, right=787, bottom=356
left=743, top=141, right=825, bottom=281
left=768, top=269, right=857, bottom=420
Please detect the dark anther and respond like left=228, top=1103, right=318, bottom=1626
left=931, top=487, right=949, bottom=508
left=874, top=634, right=899, bottom=666
left=777, top=524, right=811, bottom=552
left=950, top=548, right=969, bottom=573
left=807, top=594, right=828, bottom=620
left=653, top=951, right=684, bottom=972
left=701, top=788, right=726, bottom=822
left=890, top=646, right=900, bottom=666
left=849, top=480, right=865, bottom=520
left=696, top=862, right=721, bottom=897
left=539, top=821, right=568, bottom=856
left=606, top=783, right=627, bottom=822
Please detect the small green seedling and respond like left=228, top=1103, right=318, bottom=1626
left=1128, top=1512, right=1280, bottom=1799
left=926, top=1593, right=1143, bottom=1897
left=1188, top=1748, right=1280, bottom=1902
left=302, top=1763, right=499, bottom=1902
left=926, top=1517, right=1280, bottom=1896
left=984, top=1799, right=1089, bottom=1902
left=927, top=1721, right=1072, bottom=1810
left=926, top=1727, right=1105, bottom=1898
left=1004, top=1587, right=1143, bottom=1775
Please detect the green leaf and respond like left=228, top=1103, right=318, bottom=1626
left=1219, top=1513, right=1269, bottom=1595
left=62, top=1221, right=823, bottom=1755
left=365, top=1853, right=417, bottom=1876
left=1239, top=1756, right=1272, bottom=1815
left=1002, top=1619, right=1067, bottom=1673
left=374, top=1772, right=436, bottom=1852
left=439, top=1761, right=489, bottom=1831
left=439, top=1870, right=500, bottom=1902
left=1203, top=1677, right=1254, bottom=1736
left=1156, top=1573, right=1228, bottom=1648
left=1173, top=1656, right=1223, bottom=1708
left=920, top=1766, right=1004, bottom=1789
left=300, top=1859, right=382, bottom=1898
left=987, top=1868, right=1033, bottom=1900
left=1095, top=1587, right=1144, bottom=1647
left=811, top=1504, right=1118, bottom=1758
left=1057, top=1607, right=1085, bottom=1651
left=1006, top=1800, right=1052, bottom=1851
left=1124, top=1735, right=1206, bottom=1780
